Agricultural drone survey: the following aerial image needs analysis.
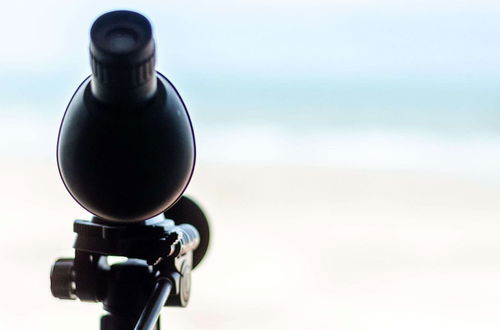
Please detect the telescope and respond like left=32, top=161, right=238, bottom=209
left=50, top=10, right=210, bottom=330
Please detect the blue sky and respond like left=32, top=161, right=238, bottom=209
left=1, top=0, right=500, bottom=76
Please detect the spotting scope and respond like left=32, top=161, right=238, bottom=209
left=50, top=10, right=210, bottom=330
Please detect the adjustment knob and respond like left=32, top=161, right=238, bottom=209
left=50, top=258, right=76, bottom=300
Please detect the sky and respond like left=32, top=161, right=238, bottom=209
left=1, top=0, right=500, bottom=76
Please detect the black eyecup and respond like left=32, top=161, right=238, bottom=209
left=89, top=10, right=157, bottom=103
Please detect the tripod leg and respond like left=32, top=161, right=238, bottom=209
left=134, top=279, right=172, bottom=330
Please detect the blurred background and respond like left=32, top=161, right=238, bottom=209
left=1, top=0, right=500, bottom=329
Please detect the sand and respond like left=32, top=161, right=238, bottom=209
left=1, top=161, right=500, bottom=329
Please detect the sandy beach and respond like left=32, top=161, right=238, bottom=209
left=1, top=161, right=500, bottom=329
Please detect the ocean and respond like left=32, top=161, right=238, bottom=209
left=1, top=72, right=500, bottom=182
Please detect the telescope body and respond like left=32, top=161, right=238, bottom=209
left=57, top=73, right=196, bottom=222
left=57, top=11, right=196, bottom=222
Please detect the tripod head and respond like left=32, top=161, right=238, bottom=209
left=51, top=10, right=209, bottom=330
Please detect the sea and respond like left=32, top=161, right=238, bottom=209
left=1, top=70, right=500, bottom=182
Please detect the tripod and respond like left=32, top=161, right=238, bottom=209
left=51, top=196, right=210, bottom=330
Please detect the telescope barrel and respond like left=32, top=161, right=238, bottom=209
left=134, top=278, right=173, bottom=330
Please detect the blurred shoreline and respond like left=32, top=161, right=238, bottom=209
left=2, top=115, right=500, bottom=183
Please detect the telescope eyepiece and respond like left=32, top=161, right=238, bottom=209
left=90, top=10, right=156, bottom=104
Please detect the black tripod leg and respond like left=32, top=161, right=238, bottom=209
left=134, top=278, right=173, bottom=330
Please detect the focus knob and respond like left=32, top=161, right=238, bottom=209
left=50, top=258, right=76, bottom=300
